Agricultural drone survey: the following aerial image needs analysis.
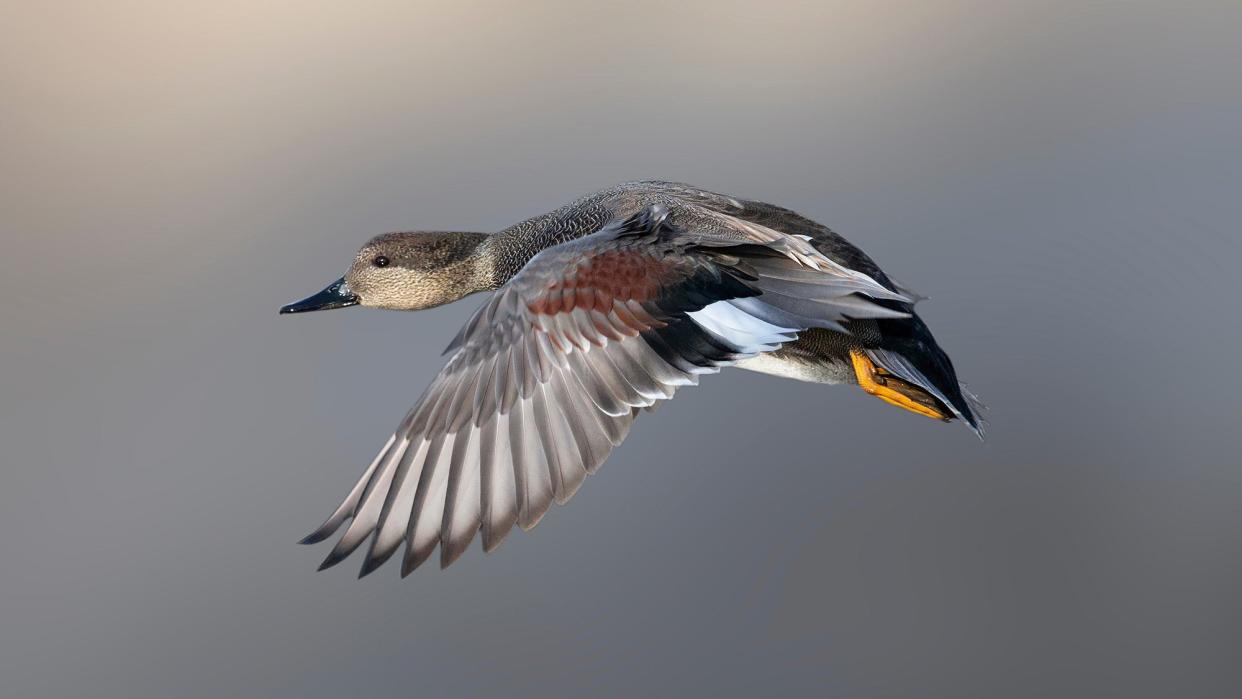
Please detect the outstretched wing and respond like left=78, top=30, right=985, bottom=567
left=302, top=206, right=911, bottom=576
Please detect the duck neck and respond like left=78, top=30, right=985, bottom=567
left=475, top=235, right=520, bottom=290
left=480, top=201, right=610, bottom=286
left=444, top=231, right=500, bottom=294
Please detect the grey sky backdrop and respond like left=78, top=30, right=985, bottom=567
left=2, top=2, right=1241, bottom=697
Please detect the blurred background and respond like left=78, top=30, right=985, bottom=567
left=2, top=1, right=1240, bottom=697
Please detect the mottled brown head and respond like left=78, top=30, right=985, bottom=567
left=280, top=231, right=493, bottom=314
left=345, top=231, right=493, bottom=310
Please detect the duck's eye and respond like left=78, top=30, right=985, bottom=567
left=373, top=255, right=390, bottom=268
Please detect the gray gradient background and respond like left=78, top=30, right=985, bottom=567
left=3, top=1, right=1241, bottom=697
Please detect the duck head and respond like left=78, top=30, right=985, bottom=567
left=280, top=231, right=493, bottom=314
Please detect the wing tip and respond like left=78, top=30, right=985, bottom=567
left=299, top=512, right=349, bottom=545
left=299, top=530, right=330, bottom=546
left=316, top=535, right=364, bottom=572
left=357, top=552, right=387, bottom=578
left=399, top=554, right=418, bottom=578
left=317, top=551, right=346, bottom=572
left=439, top=529, right=479, bottom=569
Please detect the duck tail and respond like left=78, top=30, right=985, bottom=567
left=867, top=314, right=986, bottom=439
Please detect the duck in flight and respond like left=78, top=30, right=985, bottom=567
left=281, top=181, right=982, bottom=577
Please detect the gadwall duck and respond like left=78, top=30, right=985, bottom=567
left=282, top=181, right=982, bottom=576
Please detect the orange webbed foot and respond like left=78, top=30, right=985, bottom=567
left=850, top=350, right=951, bottom=421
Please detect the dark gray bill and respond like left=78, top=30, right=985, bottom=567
left=280, top=277, right=359, bottom=314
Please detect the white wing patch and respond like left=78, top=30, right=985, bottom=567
left=687, top=301, right=799, bottom=355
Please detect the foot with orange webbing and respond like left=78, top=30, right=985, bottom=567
left=849, top=350, right=951, bottom=421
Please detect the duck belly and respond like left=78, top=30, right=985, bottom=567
left=736, top=339, right=856, bottom=385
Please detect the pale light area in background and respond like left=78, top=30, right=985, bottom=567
left=1, top=2, right=1240, bottom=698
